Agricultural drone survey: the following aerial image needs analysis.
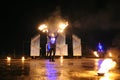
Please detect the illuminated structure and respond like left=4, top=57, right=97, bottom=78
left=30, top=11, right=82, bottom=57
left=30, top=35, right=40, bottom=57
left=30, top=33, right=82, bottom=57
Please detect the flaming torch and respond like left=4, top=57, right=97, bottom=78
left=57, top=22, right=68, bottom=33
left=38, top=21, right=68, bottom=34
left=38, top=16, right=68, bottom=61
left=38, top=24, right=48, bottom=33
left=38, top=21, right=68, bottom=39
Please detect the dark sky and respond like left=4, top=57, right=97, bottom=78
left=1, top=0, right=120, bottom=54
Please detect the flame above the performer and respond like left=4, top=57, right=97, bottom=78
left=38, top=8, right=68, bottom=35
left=38, top=21, right=68, bottom=33
left=38, top=24, right=48, bottom=32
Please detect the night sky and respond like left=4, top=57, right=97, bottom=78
left=1, top=0, right=120, bottom=54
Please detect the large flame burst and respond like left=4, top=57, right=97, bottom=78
left=38, top=9, right=68, bottom=36
left=98, top=58, right=116, bottom=75
left=38, top=24, right=48, bottom=33
left=38, top=21, right=68, bottom=34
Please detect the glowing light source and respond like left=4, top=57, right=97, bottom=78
left=98, top=43, right=103, bottom=52
left=100, top=75, right=110, bottom=80
left=7, top=56, right=11, bottom=66
left=22, top=56, right=25, bottom=61
left=93, top=51, right=99, bottom=57
left=7, top=57, right=11, bottom=61
left=38, top=24, right=48, bottom=32
left=51, top=33, right=55, bottom=37
left=98, top=58, right=116, bottom=76
left=57, top=22, right=68, bottom=33
left=38, top=21, right=68, bottom=36
left=50, top=37, right=56, bottom=44
left=109, top=52, right=112, bottom=57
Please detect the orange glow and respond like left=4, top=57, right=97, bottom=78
left=100, top=76, right=109, bottom=80
left=57, top=29, right=64, bottom=33
left=59, top=22, right=68, bottom=29
left=22, top=56, right=25, bottom=61
left=98, top=58, right=116, bottom=75
left=38, top=21, right=68, bottom=34
left=109, top=52, right=112, bottom=57
left=93, top=51, right=99, bottom=57
left=7, top=57, right=11, bottom=61
left=21, top=56, right=25, bottom=64
left=7, top=57, right=11, bottom=66
left=51, top=33, right=55, bottom=37
left=58, top=22, right=68, bottom=33
left=38, top=24, right=48, bottom=32
left=60, top=56, right=63, bottom=65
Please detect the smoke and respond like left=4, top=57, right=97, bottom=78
left=105, top=33, right=120, bottom=59
left=112, top=33, right=120, bottom=48
left=72, top=10, right=114, bottom=31
left=43, top=7, right=68, bottom=34
left=70, top=1, right=120, bottom=31
left=105, top=47, right=120, bottom=59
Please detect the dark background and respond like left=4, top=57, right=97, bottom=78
left=0, top=0, right=120, bottom=56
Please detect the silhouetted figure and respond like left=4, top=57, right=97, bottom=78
left=48, top=33, right=58, bottom=62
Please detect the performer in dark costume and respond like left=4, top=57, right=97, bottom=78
left=48, top=33, right=58, bottom=62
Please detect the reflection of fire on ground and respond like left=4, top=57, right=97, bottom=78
left=81, top=60, right=95, bottom=70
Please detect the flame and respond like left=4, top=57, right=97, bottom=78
left=98, top=58, right=116, bottom=75
left=109, top=52, right=112, bottom=57
left=7, top=57, right=11, bottom=61
left=93, top=51, right=99, bottom=57
left=38, top=21, right=68, bottom=35
left=100, top=76, right=109, bottom=80
left=21, top=56, right=25, bottom=64
left=7, top=57, right=11, bottom=66
left=38, top=24, right=48, bottom=32
left=58, top=22, right=68, bottom=33
left=22, top=56, right=25, bottom=61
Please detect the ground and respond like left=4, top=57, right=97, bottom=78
left=0, top=58, right=120, bottom=80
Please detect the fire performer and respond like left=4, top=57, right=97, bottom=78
left=38, top=20, right=68, bottom=61
left=48, top=33, right=58, bottom=62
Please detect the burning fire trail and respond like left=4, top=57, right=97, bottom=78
left=97, top=58, right=116, bottom=76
